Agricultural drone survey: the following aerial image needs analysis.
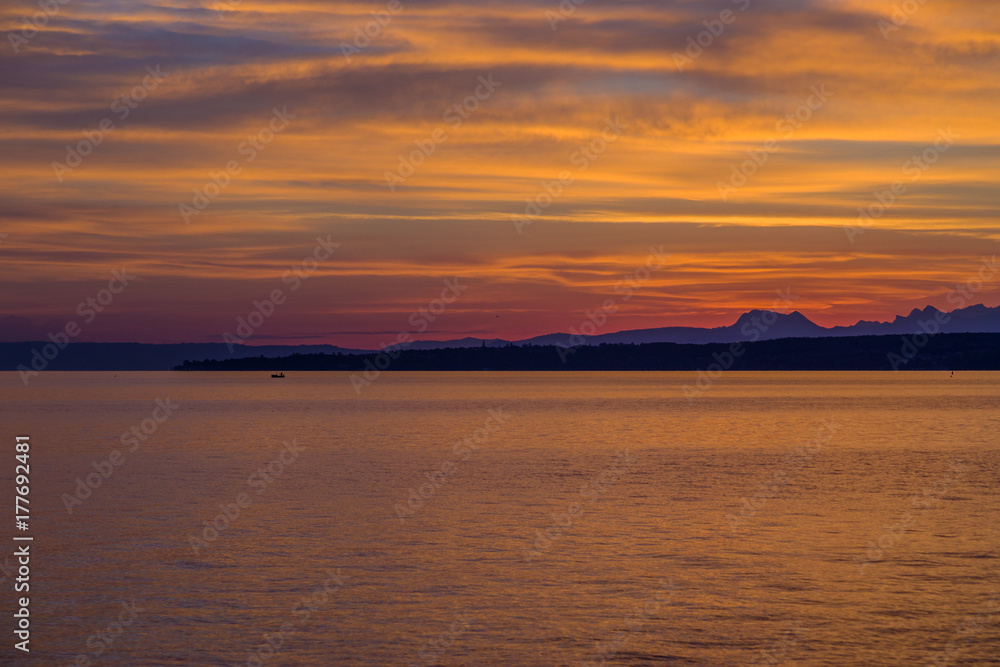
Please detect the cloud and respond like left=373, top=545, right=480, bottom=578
left=0, top=0, right=997, bottom=344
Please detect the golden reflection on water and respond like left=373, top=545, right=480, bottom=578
left=1, top=371, right=997, bottom=665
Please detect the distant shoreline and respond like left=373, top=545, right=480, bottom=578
left=174, top=332, right=1000, bottom=372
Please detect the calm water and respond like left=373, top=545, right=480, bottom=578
left=0, top=371, right=998, bottom=666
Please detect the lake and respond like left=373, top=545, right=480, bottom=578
left=1, top=371, right=997, bottom=665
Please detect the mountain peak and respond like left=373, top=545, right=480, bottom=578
left=727, top=309, right=825, bottom=341
left=731, top=309, right=812, bottom=324
left=908, top=305, right=941, bottom=318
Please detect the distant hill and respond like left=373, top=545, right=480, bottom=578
left=175, top=333, right=1000, bottom=372
left=0, top=342, right=365, bottom=371
left=3, top=304, right=999, bottom=371
left=391, top=303, right=1000, bottom=350
left=826, top=304, right=1000, bottom=336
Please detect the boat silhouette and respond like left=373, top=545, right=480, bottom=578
left=271, top=372, right=285, bottom=378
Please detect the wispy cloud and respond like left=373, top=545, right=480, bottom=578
left=1, top=0, right=998, bottom=345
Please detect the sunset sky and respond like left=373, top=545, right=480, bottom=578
left=1, top=0, right=998, bottom=348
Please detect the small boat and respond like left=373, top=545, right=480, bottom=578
left=271, top=372, right=285, bottom=378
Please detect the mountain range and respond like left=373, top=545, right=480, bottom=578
left=177, top=332, right=1000, bottom=372
left=394, top=303, right=1000, bottom=350
left=1, top=303, right=998, bottom=371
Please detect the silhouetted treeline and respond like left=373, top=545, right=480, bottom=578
left=174, top=332, right=1000, bottom=371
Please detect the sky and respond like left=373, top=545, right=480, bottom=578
left=1, top=0, right=998, bottom=348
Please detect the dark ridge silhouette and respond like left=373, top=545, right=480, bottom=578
left=384, top=303, right=1000, bottom=350
left=4, top=303, right=999, bottom=371
left=0, top=342, right=365, bottom=371
left=174, top=332, right=1000, bottom=372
